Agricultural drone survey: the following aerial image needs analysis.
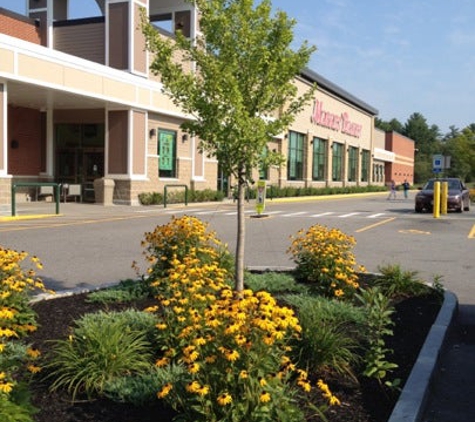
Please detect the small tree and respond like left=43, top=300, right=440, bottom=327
left=142, top=0, right=315, bottom=290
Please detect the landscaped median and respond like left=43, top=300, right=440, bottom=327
left=2, top=215, right=445, bottom=421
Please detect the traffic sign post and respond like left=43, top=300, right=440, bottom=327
left=433, top=154, right=443, bottom=174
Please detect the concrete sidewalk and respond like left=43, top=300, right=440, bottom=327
left=419, top=304, right=475, bottom=422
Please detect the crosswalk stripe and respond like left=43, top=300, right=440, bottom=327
left=225, top=210, right=255, bottom=216
left=338, top=212, right=360, bottom=218
left=163, top=208, right=201, bottom=214
left=310, top=211, right=335, bottom=217
left=282, top=211, right=307, bottom=217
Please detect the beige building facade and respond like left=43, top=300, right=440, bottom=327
left=0, top=0, right=402, bottom=211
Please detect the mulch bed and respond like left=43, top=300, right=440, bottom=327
left=27, top=290, right=442, bottom=422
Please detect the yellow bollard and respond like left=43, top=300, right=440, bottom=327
left=440, top=181, right=448, bottom=215
left=433, top=181, right=440, bottom=218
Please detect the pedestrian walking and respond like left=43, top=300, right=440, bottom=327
left=387, top=180, right=397, bottom=200
left=402, top=179, right=410, bottom=199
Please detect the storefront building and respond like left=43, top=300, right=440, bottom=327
left=0, top=0, right=411, bottom=210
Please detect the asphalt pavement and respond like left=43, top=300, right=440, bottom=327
left=1, top=198, right=475, bottom=422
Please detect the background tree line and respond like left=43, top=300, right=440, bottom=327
left=375, top=113, right=475, bottom=184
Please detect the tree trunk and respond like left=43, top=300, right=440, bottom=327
left=234, top=179, right=246, bottom=292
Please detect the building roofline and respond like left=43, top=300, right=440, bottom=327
left=301, top=68, right=379, bottom=116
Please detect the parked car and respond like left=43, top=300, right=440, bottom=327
left=415, top=177, right=470, bottom=213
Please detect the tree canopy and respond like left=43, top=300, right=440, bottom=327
left=142, top=0, right=316, bottom=290
left=376, top=112, right=475, bottom=183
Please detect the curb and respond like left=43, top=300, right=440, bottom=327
left=388, top=290, right=458, bottom=422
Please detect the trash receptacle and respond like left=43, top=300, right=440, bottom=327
left=93, top=178, right=115, bottom=206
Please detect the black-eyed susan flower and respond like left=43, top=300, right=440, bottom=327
left=157, top=383, right=173, bottom=399
left=217, top=392, right=232, bottom=406
left=259, top=391, right=271, bottom=403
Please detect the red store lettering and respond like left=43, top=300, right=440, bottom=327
left=311, top=100, right=362, bottom=138
left=341, top=112, right=362, bottom=138
left=311, top=100, right=341, bottom=131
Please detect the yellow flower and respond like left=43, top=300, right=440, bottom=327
left=188, top=362, right=200, bottom=374
left=334, top=289, right=344, bottom=297
left=186, top=381, right=201, bottom=393
left=197, top=385, right=210, bottom=396
left=145, top=306, right=158, bottom=313
left=0, top=328, right=18, bottom=338
left=330, top=395, right=341, bottom=406
left=27, top=365, right=42, bottom=374
left=239, top=370, right=248, bottom=379
left=26, top=348, right=41, bottom=359
left=0, top=382, right=13, bottom=394
left=217, top=392, right=232, bottom=406
left=157, top=383, right=173, bottom=399
left=193, top=337, right=207, bottom=346
left=225, top=350, right=240, bottom=362
left=259, top=391, right=271, bottom=403
left=0, top=308, right=15, bottom=320
left=298, top=379, right=311, bottom=392
left=155, top=357, right=170, bottom=367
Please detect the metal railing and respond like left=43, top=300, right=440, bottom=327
left=163, top=184, right=188, bottom=208
left=11, top=182, right=61, bottom=216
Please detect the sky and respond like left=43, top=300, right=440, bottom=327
left=2, top=0, right=475, bottom=134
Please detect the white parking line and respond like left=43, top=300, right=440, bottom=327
left=367, top=213, right=386, bottom=218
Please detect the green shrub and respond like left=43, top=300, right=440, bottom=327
left=265, top=184, right=386, bottom=199
left=47, top=310, right=155, bottom=401
left=86, top=279, right=150, bottom=304
left=244, top=271, right=308, bottom=294
left=469, top=188, right=475, bottom=203
left=138, top=192, right=163, bottom=205
left=355, top=287, right=399, bottom=387
left=105, top=365, right=185, bottom=406
left=190, top=188, right=225, bottom=202
left=371, top=264, right=433, bottom=300
left=0, top=391, right=37, bottom=422
left=139, top=188, right=225, bottom=205
left=284, top=295, right=366, bottom=379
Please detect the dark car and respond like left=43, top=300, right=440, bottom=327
left=415, top=177, right=470, bottom=213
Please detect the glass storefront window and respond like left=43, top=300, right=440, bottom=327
left=348, top=146, right=357, bottom=182
left=287, top=131, right=304, bottom=180
left=332, top=142, right=343, bottom=181
left=312, top=137, right=326, bottom=181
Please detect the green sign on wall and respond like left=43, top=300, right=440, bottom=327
left=159, top=131, right=175, bottom=171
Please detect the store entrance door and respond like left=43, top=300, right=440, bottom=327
left=55, top=124, right=105, bottom=202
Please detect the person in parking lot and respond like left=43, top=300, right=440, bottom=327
left=402, top=179, right=410, bottom=198
left=387, top=180, right=397, bottom=200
